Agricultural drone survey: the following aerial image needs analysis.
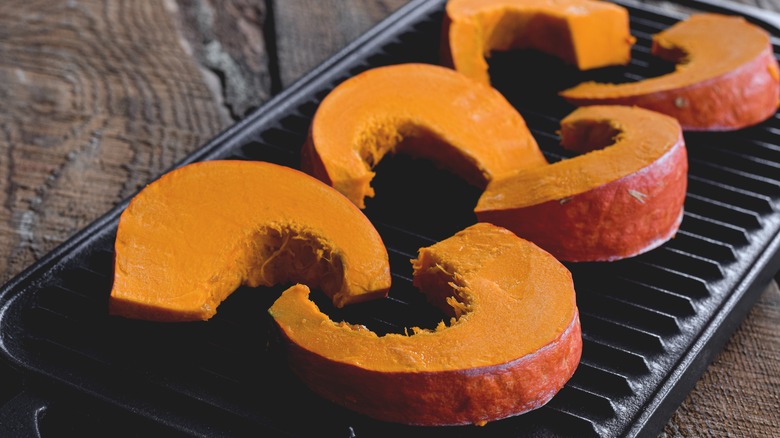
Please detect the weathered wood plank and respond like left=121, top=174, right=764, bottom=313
left=0, top=0, right=230, bottom=283
left=272, top=0, right=409, bottom=88
left=173, top=0, right=413, bottom=116
left=175, top=0, right=274, bottom=119
left=662, top=282, right=780, bottom=437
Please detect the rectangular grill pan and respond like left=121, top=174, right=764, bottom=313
left=2, top=0, right=780, bottom=436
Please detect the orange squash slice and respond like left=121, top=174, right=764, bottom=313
left=443, top=0, right=634, bottom=85
left=109, top=160, right=391, bottom=322
left=561, top=14, right=780, bottom=130
left=269, top=223, right=581, bottom=426
left=476, top=105, right=687, bottom=261
left=301, top=63, right=547, bottom=208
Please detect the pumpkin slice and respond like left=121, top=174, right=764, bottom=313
left=301, top=63, right=547, bottom=208
left=109, top=161, right=391, bottom=322
left=476, top=105, right=687, bottom=262
left=561, top=14, right=780, bottom=130
left=269, top=223, right=581, bottom=426
left=443, top=0, right=634, bottom=85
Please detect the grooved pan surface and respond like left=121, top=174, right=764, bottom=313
left=1, top=1, right=780, bottom=437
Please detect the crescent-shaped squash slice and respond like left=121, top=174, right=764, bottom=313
left=301, top=63, right=547, bottom=208
left=476, top=105, right=687, bottom=262
left=109, top=161, right=391, bottom=322
left=269, top=223, right=581, bottom=426
left=561, top=14, right=780, bottom=130
left=443, top=0, right=634, bottom=85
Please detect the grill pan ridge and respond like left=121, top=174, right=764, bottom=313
left=1, top=0, right=780, bottom=436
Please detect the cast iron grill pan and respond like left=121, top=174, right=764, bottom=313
left=2, top=0, right=780, bottom=436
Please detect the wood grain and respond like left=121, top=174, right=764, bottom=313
left=662, top=281, right=780, bottom=437
left=0, top=0, right=230, bottom=283
left=172, top=0, right=409, bottom=117
left=272, top=0, right=409, bottom=87
left=175, top=0, right=273, bottom=119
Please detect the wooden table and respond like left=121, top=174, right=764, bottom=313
left=0, top=0, right=778, bottom=436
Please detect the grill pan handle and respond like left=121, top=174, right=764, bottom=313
left=0, top=390, right=49, bottom=437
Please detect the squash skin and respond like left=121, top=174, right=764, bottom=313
left=109, top=160, right=391, bottom=322
left=270, top=223, right=581, bottom=425
left=443, top=0, right=634, bottom=85
left=301, top=63, right=547, bottom=209
left=561, top=14, right=780, bottom=131
left=282, top=299, right=580, bottom=425
left=476, top=106, right=687, bottom=262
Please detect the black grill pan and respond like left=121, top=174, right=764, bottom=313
left=2, top=0, right=780, bottom=436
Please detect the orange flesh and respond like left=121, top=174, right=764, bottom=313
left=110, top=161, right=391, bottom=322
left=270, top=223, right=577, bottom=372
left=301, top=63, right=547, bottom=208
left=445, top=0, right=634, bottom=84
left=562, top=14, right=774, bottom=98
left=477, top=105, right=682, bottom=210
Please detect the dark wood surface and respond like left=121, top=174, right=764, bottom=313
left=0, top=0, right=778, bottom=436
